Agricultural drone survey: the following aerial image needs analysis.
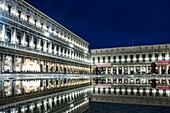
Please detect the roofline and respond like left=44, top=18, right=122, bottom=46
left=21, top=0, right=89, bottom=45
left=90, top=43, right=170, bottom=51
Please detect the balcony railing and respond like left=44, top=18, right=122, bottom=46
left=0, top=11, right=88, bottom=52
left=0, top=41, right=89, bottom=65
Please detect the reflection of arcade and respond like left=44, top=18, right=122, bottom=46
left=94, top=67, right=106, bottom=75
left=1, top=78, right=90, bottom=98
left=3, top=80, right=12, bottom=97
left=93, top=78, right=106, bottom=84
left=113, top=67, right=116, bottom=74
left=22, top=59, right=40, bottom=72
left=22, top=80, right=40, bottom=93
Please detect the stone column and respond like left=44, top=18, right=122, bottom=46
left=69, top=50, right=72, bottom=58
left=43, top=40, right=47, bottom=52
left=122, top=66, right=124, bottom=75
left=139, top=54, right=142, bottom=62
left=62, top=47, right=65, bottom=56
left=158, top=53, right=162, bottom=60
left=152, top=53, right=155, bottom=61
left=11, top=28, right=16, bottom=44
left=48, top=42, right=52, bottom=53
left=134, top=66, right=136, bottom=74
left=128, top=66, right=130, bottom=74
left=116, top=67, right=119, bottom=75
left=37, top=38, right=41, bottom=50
left=54, top=45, right=56, bottom=54
left=22, top=33, right=26, bottom=46
left=166, top=65, right=168, bottom=74
left=105, top=56, right=108, bottom=63
left=140, top=66, right=142, bottom=74
left=30, top=35, right=34, bottom=49
left=111, top=67, right=113, bottom=74
left=105, top=67, right=108, bottom=75
left=146, top=66, right=149, bottom=74
left=1, top=24, right=5, bottom=41
left=165, top=52, right=169, bottom=60
left=43, top=100, right=47, bottom=111
left=0, top=54, right=2, bottom=73
left=72, top=51, right=74, bottom=59
left=127, top=55, right=130, bottom=62
left=58, top=46, right=61, bottom=56
left=159, top=66, right=162, bottom=74
left=145, top=54, right=149, bottom=62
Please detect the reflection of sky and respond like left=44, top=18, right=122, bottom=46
left=84, top=102, right=170, bottom=113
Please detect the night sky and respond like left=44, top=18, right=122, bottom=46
left=25, top=0, right=170, bottom=49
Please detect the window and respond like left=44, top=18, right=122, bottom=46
left=16, top=30, right=21, bottom=45
left=108, top=56, right=111, bottom=63
left=103, top=57, right=105, bottom=63
left=148, top=54, right=152, bottom=61
left=124, top=55, right=127, bottom=62
left=93, top=57, right=95, bottom=64
left=136, top=55, right=139, bottom=62
left=130, top=55, right=133, bottom=62
left=113, top=56, right=116, bottom=63
left=18, top=10, right=21, bottom=19
left=33, top=38, right=37, bottom=49
left=98, top=57, right=100, bottom=63
left=40, top=40, right=43, bottom=51
left=142, top=54, right=145, bottom=62
left=25, top=35, right=29, bottom=47
left=27, top=15, right=30, bottom=22
left=5, top=28, right=11, bottom=43
left=7, top=5, right=12, bottom=14
left=162, top=53, right=165, bottom=60
left=119, top=56, right=122, bottom=62
left=155, top=54, right=158, bottom=60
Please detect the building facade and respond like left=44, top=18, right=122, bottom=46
left=0, top=0, right=91, bottom=112
left=91, top=44, right=170, bottom=75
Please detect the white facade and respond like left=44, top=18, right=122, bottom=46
left=0, top=0, right=91, bottom=74
left=91, top=44, right=170, bottom=75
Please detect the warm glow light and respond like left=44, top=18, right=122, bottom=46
left=121, top=58, right=125, bottom=62
left=158, top=56, right=162, bottom=60
left=22, top=59, right=40, bottom=72
left=145, top=57, right=149, bottom=61
left=152, top=57, right=155, bottom=61
left=127, top=58, right=130, bottom=61
left=133, top=57, right=137, bottom=61
left=70, top=44, right=74, bottom=47
left=44, top=32, right=49, bottom=37
left=139, top=57, right=142, bottom=61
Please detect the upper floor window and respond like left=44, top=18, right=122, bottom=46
left=98, top=57, right=100, bottom=63
left=124, top=55, right=127, bottom=62
left=148, top=54, right=152, bottom=61
left=142, top=54, right=145, bottom=62
left=5, top=27, right=11, bottom=43
left=130, top=55, right=133, bottom=62
left=155, top=54, right=158, bottom=60
left=93, top=57, right=95, bottom=64
left=162, top=53, right=165, bottom=60
left=136, top=54, right=139, bottom=62
left=119, top=56, right=122, bottom=63
left=103, top=57, right=105, bottom=63
left=113, top=56, right=116, bottom=63
left=108, top=56, right=111, bottom=63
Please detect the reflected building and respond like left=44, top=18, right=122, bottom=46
left=91, top=44, right=170, bottom=75
left=0, top=0, right=91, bottom=112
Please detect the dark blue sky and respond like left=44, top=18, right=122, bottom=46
left=25, top=0, right=170, bottom=49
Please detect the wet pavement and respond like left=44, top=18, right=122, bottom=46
left=84, top=102, right=170, bottom=113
